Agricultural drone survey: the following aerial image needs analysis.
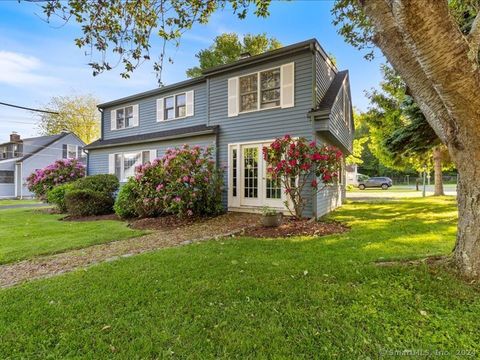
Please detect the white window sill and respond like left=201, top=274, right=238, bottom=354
left=238, top=105, right=282, bottom=116
left=156, top=115, right=191, bottom=122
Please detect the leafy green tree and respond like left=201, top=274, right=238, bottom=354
left=345, top=110, right=368, bottom=166
left=36, top=94, right=100, bottom=144
left=42, top=0, right=271, bottom=83
left=186, top=33, right=281, bottom=78
left=331, top=0, right=480, bottom=277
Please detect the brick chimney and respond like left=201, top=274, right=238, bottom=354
left=10, top=132, right=20, bottom=142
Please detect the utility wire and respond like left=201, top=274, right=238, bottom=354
left=0, top=101, right=59, bottom=115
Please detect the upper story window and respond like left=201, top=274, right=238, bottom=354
left=228, top=62, right=294, bottom=117
left=117, top=106, right=133, bottom=129
left=0, top=146, right=6, bottom=159
left=176, top=93, right=186, bottom=117
left=111, top=105, right=139, bottom=131
left=12, top=144, right=21, bottom=157
left=157, top=90, right=194, bottom=122
left=260, top=68, right=281, bottom=109
left=164, top=96, right=175, bottom=120
left=239, top=67, right=282, bottom=113
left=239, top=74, right=258, bottom=112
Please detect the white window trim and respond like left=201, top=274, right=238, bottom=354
left=238, top=66, right=282, bottom=114
left=157, top=90, right=194, bottom=122
left=111, top=149, right=155, bottom=182
left=111, top=105, right=139, bottom=131
left=228, top=139, right=291, bottom=212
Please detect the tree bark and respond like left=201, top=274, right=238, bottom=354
left=432, top=147, right=444, bottom=196
left=454, top=164, right=480, bottom=278
left=361, top=0, right=480, bottom=278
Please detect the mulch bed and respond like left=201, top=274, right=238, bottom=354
left=129, top=215, right=206, bottom=231
left=61, top=214, right=121, bottom=222
left=242, top=217, right=349, bottom=238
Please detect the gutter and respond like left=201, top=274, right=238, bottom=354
left=84, top=129, right=218, bottom=150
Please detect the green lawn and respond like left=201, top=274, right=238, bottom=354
left=0, top=199, right=42, bottom=206
left=0, top=207, right=145, bottom=264
left=1, top=197, right=479, bottom=358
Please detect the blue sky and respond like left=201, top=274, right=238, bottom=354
left=0, top=1, right=385, bottom=141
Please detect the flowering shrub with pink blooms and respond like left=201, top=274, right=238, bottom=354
left=26, top=159, right=86, bottom=200
left=115, top=145, right=223, bottom=218
left=263, top=135, right=343, bottom=218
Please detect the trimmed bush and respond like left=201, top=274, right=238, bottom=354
left=65, top=189, right=114, bottom=217
left=71, top=174, right=119, bottom=195
left=26, top=159, right=85, bottom=200
left=114, top=181, right=138, bottom=219
left=46, top=183, right=74, bottom=213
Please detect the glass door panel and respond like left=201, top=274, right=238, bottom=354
left=241, top=145, right=261, bottom=206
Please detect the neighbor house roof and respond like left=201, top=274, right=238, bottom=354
left=84, top=124, right=219, bottom=150
left=18, top=133, right=70, bottom=162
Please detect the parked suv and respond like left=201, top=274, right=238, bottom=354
left=358, top=177, right=393, bottom=190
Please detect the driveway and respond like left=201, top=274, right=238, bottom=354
left=347, top=184, right=457, bottom=201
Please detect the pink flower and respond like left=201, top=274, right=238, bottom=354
left=311, top=179, right=318, bottom=188
left=156, top=183, right=164, bottom=191
left=187, top=209, right=193, bottom=216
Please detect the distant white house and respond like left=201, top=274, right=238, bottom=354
left=0, top=132, right=85, bottom=198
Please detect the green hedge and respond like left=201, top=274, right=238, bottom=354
left=46, top=183, right=74, bottom=213
left=114, top=181, right=138, bottom=219
left=71, top=174, right=119, bottom=195
left=65, top=189, right=115, bottom=217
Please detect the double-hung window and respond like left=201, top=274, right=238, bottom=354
left=67, top=144, right=77, bottom=159
left=176, top=93, right=186, bottom=118
left=116, top=106, right=134, bottom=129
left=158, top=91, right=193, bottom=121
left=239, top=74, right=258, bottom=112
left=110, top=150, right=156, bottom=182
left=228, top=62, right=294, bottom=117
left=111, top=105, right=138, bottom=130
left=239, top=67, right=281, bottom=113
left=164, top=96, right=175, bottom=120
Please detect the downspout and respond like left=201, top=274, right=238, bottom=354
left=311, top=47, right=318, bottom=219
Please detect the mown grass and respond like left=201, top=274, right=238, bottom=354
left=0, top=199, right=41, bottom=206
left=0, top=207, right=145, bottom=264
left=1, top=196, right=479, bottom=359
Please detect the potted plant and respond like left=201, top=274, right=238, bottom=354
left=261, top=206, right=283, bottom=227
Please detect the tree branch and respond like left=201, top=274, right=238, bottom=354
left=467, top=12, right=480, bottom=61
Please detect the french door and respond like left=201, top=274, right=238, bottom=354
left=230, top=142, right=285, bottom=209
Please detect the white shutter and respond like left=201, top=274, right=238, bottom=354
left=132, top=104, right=139, bottom=127
left=280, top=62, right=295, bottom=108
left=110, top=110, right=117, bottom=130
left=227, top=77, right=239, bottom=117
left=156, top=98, right=164, bottom=122
left=150, top=149, right=157, bottom=162
left=186, top=90, right=194, bottom=117
left=108, top=154, right=115, bottom=174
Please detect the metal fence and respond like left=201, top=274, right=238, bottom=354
left=390, top=175, right=458, bottom=186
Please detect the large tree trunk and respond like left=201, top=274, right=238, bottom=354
left=454, top=163, right=480, bottom=278
left=362, top=0, right=480, bottom=278
left=432, top=147, right=444, bottom=196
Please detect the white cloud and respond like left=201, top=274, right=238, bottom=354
left=0, top=51, right=61, bottom=86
